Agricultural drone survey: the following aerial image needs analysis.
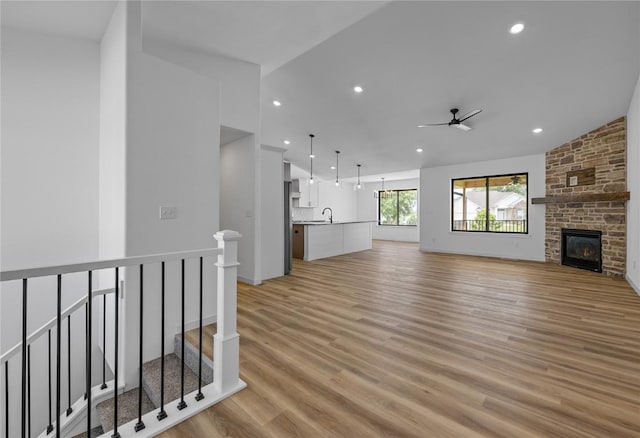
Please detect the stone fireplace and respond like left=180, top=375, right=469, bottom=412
left=542, top=117, right=627, bottom=277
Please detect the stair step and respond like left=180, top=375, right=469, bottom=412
left=175, top=328, right=214, bottom=386
left=95, top=388, right=155, bottom=432
left=72, top=425, right=104, bottom=438
left=142, top=353, right=202, bottom=409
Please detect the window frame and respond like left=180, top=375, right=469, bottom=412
left=451, top=172, right=529, bottom=234
left=377, top=188, right=418, bottom=227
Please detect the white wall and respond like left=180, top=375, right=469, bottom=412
left=420, top=154, right=546, bottom=261
left=1, top=27, right=100, bottom=436
left=627, top=74, right=640, bottom=294
left=290, top=165, right=358, bottom=222
left=260, top=146, right=284, bottom=280
left=99, top=0, right=127, bottom=262
left=221, top=136, right=256, bottom=284
left=141, top=35, right=263, bottom=284
left=142, top=39, right=260, bottom=135
left=356, top=178, right=420, bottom=242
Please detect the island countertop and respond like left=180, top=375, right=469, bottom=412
left=292, top=220, right=377, bottom=225
left=292, top=221, right=373, bottom=261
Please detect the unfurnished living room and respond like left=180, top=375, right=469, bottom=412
left=1, top=1, right=639, bottom=437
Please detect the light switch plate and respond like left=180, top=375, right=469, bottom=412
left=160, top=206, right=177, bottom=220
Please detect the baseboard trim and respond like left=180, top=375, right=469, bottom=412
left=626, top=274, right=640, bottom=297
left=419, top=247, right=545, bottom=263
left=238, top=275, right=261, bottom=285
left=176, top=315, right=216, bottom=334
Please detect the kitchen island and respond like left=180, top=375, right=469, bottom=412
left=292, top=221, right=375, bottom=261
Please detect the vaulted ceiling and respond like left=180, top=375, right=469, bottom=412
left=3, top=1, right=638, bottom=181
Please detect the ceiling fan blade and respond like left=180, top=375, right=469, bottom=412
left=418, top=122, right=449, bottom=128
left=454, top=123, right=472, bottom=131
left=459, top=109, right=482, bottom=122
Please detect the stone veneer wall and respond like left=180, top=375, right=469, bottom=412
left=545, top=117, right=627, bottom=277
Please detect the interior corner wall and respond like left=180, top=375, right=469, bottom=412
left=356, top=178, right=420, bottom=242
left=420, top=154, right=546, bottom=261
left=99, top=0, right=127, bottom=262
left=626, top=74, right=640, bottom=294
left=1, top=27, right=100, bottom=436
left=141, top=39, right=260, bottom=135
left=220, top=136, right=257, bottom=284
left=260, top=146, right=285, bottom=280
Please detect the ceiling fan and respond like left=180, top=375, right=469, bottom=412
left=418, top=108, right=482, bottom=131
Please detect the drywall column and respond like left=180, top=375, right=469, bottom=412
left=260, top=145, right=285, bottom=280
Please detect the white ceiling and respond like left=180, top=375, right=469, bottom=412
left=3, top=1, right=638, bottom=183
left=1, top=1, right=116, bottom=41
left=141, top=1, right=389, bottom=75
left=261, top=1, right=640, bottom=180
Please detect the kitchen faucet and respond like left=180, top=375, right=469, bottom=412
left=322, top=207, right=333, bottom=223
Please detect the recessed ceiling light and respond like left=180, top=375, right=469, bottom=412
left=353, top=85, right=364, bottom=93
left=416, top=148, right=423, bottom=153
left=532, top=127, right=543, bottom=134
left=273, top=100, right=281, bottom=107
left=283, top=139, right=291, bottom=145
left=509, top=23, right=524, bottom=34
left=330, top=165, right=336, bottom=170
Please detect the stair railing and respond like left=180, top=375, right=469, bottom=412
left=0, top=230, right=245, bottom=438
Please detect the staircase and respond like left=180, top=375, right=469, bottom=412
left=75, top=326, right=216, bottom=437
left=3, top=230, right=244, bottom=438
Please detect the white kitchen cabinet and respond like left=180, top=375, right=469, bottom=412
left=293, top=178, right=319, bottom=208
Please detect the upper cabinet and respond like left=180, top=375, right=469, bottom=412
left=293, top=178, right=319, bottom=208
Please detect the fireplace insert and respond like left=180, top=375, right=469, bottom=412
left=561, top=228, right=602, bottom=273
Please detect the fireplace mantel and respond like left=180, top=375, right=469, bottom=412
left=531, top=191, right=630, bottom=205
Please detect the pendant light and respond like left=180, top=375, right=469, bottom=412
left=356, top=164, right=363, bottom=190
left=334, top=150, right=341, bottom=187
left=374, top=177, right=393, bottom=199
left=309, top=134, right=315, bottom=184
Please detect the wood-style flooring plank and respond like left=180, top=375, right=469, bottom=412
left=160, top=240, right=640, bottom=437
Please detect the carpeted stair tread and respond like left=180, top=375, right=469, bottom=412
left=142, top=353, right=201, bottom=409
left=95, top=388, right=155, bottom=431
left=175, top=333, right=214, bottom=386
left=72, top=425, right=104, bottom=438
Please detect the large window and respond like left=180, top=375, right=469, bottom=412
left=451, top=173, right=528, bottom=233
left=378, top=189, right=418, bottom=226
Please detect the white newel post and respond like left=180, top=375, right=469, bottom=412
left=213, top=230, right=242, bottom=393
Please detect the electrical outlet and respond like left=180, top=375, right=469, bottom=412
left=160, top=206, right=177, bottom=220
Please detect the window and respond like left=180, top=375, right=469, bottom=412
left=451, top=173, right=528, bottom=233
left=378, top=189, right=417, bottom=226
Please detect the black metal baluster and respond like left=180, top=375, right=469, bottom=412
left=5, top=361, right=8, bottom=438
left=27, top=345, right=31, bottom=438
left=101, top=293, right=107, bottom=391
left=56, top=275, right=61, bottom=438
left=177, top=259, right=187, bottom=411
left=195, top=257, right=204, bottom=401
left=156, top=262, right=167, bottom=421
left=84, top=302, right=88, bottom=401
left=134, top=264, right=145, bottom=432
left=47, top=330, right=53, bottom=434
left=66, top=314, right=73, bottom=416
left=112, top=267, right=120, bottom=438
left=21, top=278, right=27, bottom=438
left=86, top=271, right=92, bottom=437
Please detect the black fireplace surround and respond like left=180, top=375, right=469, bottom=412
left=561, top=228, right=602, bottom=273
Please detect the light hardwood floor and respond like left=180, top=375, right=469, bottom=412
left=160, top=240, right=640, bottom=437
